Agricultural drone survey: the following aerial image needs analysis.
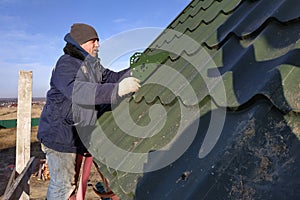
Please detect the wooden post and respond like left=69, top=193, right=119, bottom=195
left=16, top=70, right=32, bottom=200
left=2, top=157, right=37, bottom=200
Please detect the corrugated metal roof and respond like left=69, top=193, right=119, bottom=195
left=87, top=0, right=300, bottom=199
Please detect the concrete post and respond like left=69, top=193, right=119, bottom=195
left=16, top=70, right=32, bottom=200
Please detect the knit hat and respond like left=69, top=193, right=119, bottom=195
left=70, top=23, right=99, bottom=44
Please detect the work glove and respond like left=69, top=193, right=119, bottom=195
left=118, top=77, right=141, bottom=97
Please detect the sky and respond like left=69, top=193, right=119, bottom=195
left=0, top=0, right=192, bottom=98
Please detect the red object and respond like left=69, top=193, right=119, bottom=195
left=76, top=155, right=93, bottom=200
left=69, top=154, right=119, bottom=200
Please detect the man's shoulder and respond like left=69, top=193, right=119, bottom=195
left=58, top=54, right=82, bottom=63
left=51, top=54, right=82, bottom=76
left=56, top=54, right=82, bottom=67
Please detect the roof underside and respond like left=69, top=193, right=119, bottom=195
left=88, top=0, right=300, bottom=199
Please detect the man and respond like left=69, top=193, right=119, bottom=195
left=37, top=23, right=140, bottom=199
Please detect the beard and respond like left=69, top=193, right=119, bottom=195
left=91, top=49, right=99, bottom=57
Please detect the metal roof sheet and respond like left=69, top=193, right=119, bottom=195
left=86, top=0, right=300, bottom=199
left=134, top=20, right=300, bottom=113
left=135, top=100, right=300, bottom=199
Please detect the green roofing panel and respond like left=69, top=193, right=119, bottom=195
left=87, top=0, right=300, bottom=199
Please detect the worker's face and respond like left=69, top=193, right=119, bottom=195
left=81, top=39, right=99, bottom=57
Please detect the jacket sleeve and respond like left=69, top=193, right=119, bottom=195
left=102, top=67, right=131, bottom=83
left=73, top=80, right=120, bottom=105
left=52, top=56, right=121, bottom=106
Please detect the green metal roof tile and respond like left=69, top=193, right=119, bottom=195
left=152, top=0, right=240, bottom=49
left=90, top=97, right=208, bottom=199
left=195, top=0, right=223, bottom=10
left=133, top=59, right=216, bottom=107
left=133, top=53, right=211, bottom=105
left=189, top=0, right=222, bottom=8
left=137, top=16, right=300, bottom=113
left=209, top=0, right=300, bottom=47
left=172, top=11, right=233, bottom=50
left=170, top=0, right=224, bottom=30
left=209, top=21, right=300, bottom=112
left=187, top=12, right=232, bottom=47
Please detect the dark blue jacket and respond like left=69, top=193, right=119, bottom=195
left=37, top=33, right=130, bottom=153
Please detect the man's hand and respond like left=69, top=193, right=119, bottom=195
left=118, top=77, right=141, bottom=97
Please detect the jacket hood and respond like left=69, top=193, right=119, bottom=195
left=64, top=33, right=89, bottom=58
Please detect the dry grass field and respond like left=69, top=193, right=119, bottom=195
left=0, top=104, right=100, bottom=199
